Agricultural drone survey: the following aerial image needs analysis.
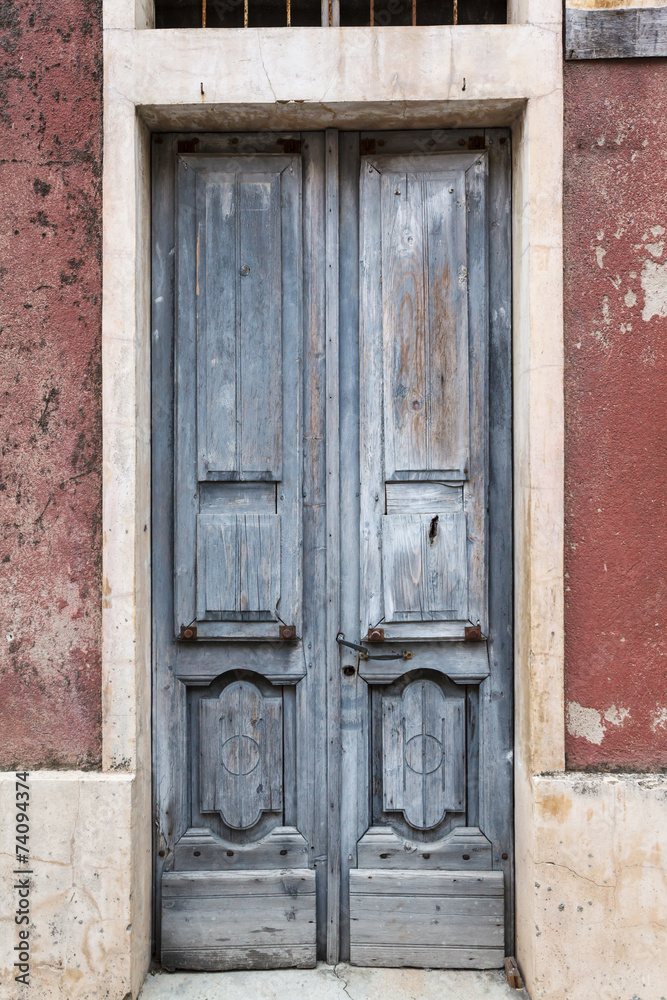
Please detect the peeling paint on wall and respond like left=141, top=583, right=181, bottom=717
left=565, top=60, right=667, bottom=769
left=0, top=0, right=102, bottom=768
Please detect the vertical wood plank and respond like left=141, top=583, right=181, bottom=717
left=424, top=173, right=469, bottom=475
left=338, top=131, right=367, bottom=963
left=359, top=158, right=384, bottom=636
left=239, top=173, right=282, bottom=478
left=325, top=127, right=341, bottom=965
left=198, top=173, right=237, bottom=478
left=299, top=131, right=329, bottom=958
left=482, top=127, right=514, bottom=952
left=382, top=170, right=428, bottom=477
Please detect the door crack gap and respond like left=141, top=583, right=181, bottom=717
left=333, top=963, right=355, bottom=1000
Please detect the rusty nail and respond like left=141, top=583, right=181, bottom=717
left=179, top=624, right=198, bottom=641
left=367, top=627, right=385, bottom=642
left=465, top=625, right=483, bottom=642
left=279, top=624, right=297, bottom=640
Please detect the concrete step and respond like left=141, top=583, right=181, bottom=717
left=139, top=962, right=529, bottom=1000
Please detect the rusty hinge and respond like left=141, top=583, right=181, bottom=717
left=280, top=139, right=301, bottom=154
left=179, top=624, right=198, bottom=641
left=177, top=138, right=200, bottom=153
left=464, top=624, right=484, bottom=642
left=360, top=138, right=376, bottom=155
left=366, top=627, right=384, bottom=642
left=504, top=956, right=524, bottom=990
left=467, top=135, right=485, bottom=150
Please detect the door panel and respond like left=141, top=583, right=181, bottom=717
left=174, top=154, right=302, bottom=640
left=359, top=151, right=487, bottom=643
left=152, top=128, right=512, bottom=973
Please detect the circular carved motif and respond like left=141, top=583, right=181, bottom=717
left=221, top=735, right=260, bottom=776
left=404, top=734, right=443, bottom=774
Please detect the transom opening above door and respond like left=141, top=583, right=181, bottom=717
left=155, top=0, right=506, bottom=29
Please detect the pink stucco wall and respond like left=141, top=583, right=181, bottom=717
left=564, top=60, right=667, bottom=769
left=0, top=0, right=103, bottom=767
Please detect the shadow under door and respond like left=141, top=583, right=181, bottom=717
left=151, top=128, right=513, bottom=972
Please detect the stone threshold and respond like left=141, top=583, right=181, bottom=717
left=139, top=962, right=529, bottom=1000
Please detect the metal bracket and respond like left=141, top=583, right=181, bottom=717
left=178, top=624, right=198, bottom=641
left=465, top=624, right=485, bottom=641
left=336, top=633, right=412, bottom=661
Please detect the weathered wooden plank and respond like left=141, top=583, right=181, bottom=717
left=298, top=131, right=329, bottom=958
left=424, top=170, right=469, bottom=476
left=174, top=826, right=309, bottom=870
left=199, top=481, right=277, bottom=512
left=349, top=944, right=504, bottom=970
left=338, top=130, right=367, bottom=964
left=161, top=870, right=316, bottom=970
left=325, top=127, right=342, bottom=966
left=358, top=640, right=489, bottom=685
left=382, top=512, right=467, bottom=622
left=161, top=945, right=316, bottom=973
left=172, top=639, right=306, bottom=685
left=197, top=171, right=237, bottom=478
left=483, top=127, right=514, bottom=953
left=381, top=168, right=429, bottom=476
left=356, top=825, right=493, bottom=869
left=349, top=867, right=504, bottom=968
left=200, top=680, right=282, bottom=829
left=566, top=7, right=667, bottom=60
left=238, top=172, right=282, bottom=477
left=350, top=896, right=504, bottom=946
left=382, top=679, right=465, bottom=829
left=163, top=868, right=316, bottom=897
left=463, top=153, right=489, bottom=635
left=349, top=868, right=504, bottom=896
left=385, top=482, right=463, bottom=515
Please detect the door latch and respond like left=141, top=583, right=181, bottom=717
left=336, top=633, right=412, bottom=661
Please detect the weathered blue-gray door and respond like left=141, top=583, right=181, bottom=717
left=152, top=129, right=512, bottom=972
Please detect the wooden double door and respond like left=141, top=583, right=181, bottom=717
left=152, top=128, right=513, bottom=971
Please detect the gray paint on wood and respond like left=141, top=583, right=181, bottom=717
left=481, top=128, right=514, bottom=954
left=566, top=7, right=667, bottom=60
left=161, top=869, right=316, bottom=972
left=174, top=826, right=309, bottom=870
left=382, top=679, right=465, bottom=829
left=357, top=641, right=489, bottom=685
left=349, top=868, right=504, bottom=968
left=174, top=153, right=303, bottom=641
left=359, top=151, right=488, bottom=641
left=200, top=680, right=283, bottom=829
left=153, top=129, right=513, bottom=970
left=356, top=825, right=492, bottom=870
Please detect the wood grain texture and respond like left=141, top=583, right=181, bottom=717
left=174, top=153, right=302, bottom=640
left=324, top=128, right=342, bottom=965
left=566, top=7, right=667, bottom=60
left=200, top=680, right=282, bottom=829
left=349, top=868, right=503, bottom=968
left=357, top=641, right=489, bottom=684
left=161, top=869, right=316, bottom=971
left=356, top=825, right=492, bottom=869
left=382, top=678, right=465, bottom=828
left=359, top=151, right=488, bottom=641
left=174, top=826, right=309, bottom=870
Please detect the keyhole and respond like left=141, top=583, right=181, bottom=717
left=429, top=515, right=439, bottom=545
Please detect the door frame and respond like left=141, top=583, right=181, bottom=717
left=150, top=126, right=513, bottom=965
